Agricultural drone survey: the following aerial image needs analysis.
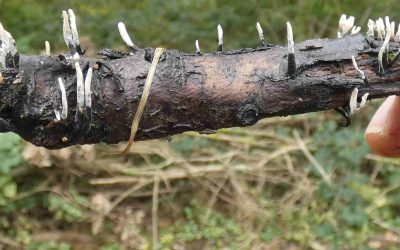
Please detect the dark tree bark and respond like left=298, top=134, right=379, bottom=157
left=0, top=34, right=399, bottom=149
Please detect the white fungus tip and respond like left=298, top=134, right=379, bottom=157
left=62, top=9, right=80, bottom=52
left=349, top=88, right=358, bottom=115
left=0, top=21, right=18, bottom=68
left=339, top=14, right=347, bottom=27
left=256, top=22, right=264, bottom=41
left=351, top=26, right=361, bottom=35
left=348, top=16, right=355, bottom=25
left=217, top=24, right=223, bottom=46
left=45, top=41, right=50, bottom=56
left=376, top=17, right=385, bottom=40
left=345, top=16, right=354, bottom=35
left=367, top=19, right=375, bottom=37
left=67, top=9, right=74, bottom=16
left=67, top=9, right=80, bottom=46
left=118, top=22, right=134, bottom=48
left=391, top=21, right=395, bottom=41
left=378, top=22, right=392, bottom=73
left=61, top=12, right=69, bottom=29
left=287, top=22, right=294, bottom=54
left=395, top=23, right=400, bottom=42
left=195, top=40, right=200, bottom=53
left=338, top=14, right=356, bottom=37
left=385, top=16, right=390, bottom=29
left=359, top=93, right=369, bottom=110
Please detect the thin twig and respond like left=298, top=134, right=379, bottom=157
left=152, top=176, right=160, bottom=250
left=293, top=130, right=332, bottom=185
left=89, top=164, right=229, bottom=185
left=106, top=180, right=153, bottom=214
left=373, top=220, right=400, bottom=235
left=0, top=233, right=20, bottom=248
left=204, top=174, right=229, bottom=221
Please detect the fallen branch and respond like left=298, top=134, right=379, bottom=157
left=0, top=11, right=400, bottom=149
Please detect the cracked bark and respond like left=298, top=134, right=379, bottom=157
left=0, top=34, right=400, bottom=149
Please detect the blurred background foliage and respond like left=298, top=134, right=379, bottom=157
left=1, top=0, right=400, bottom=249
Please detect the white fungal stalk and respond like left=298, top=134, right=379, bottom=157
left=54, top=110, right=61, bottom=121
left=118, top=22, right=135, bottom=48
left=0, top=22, right=18, bottom=68
left=375, top=18, right=385, bottom=40
left=384, top=16, right=392, bottom=44
left=195, top=40, right=200, bottom=54
left=343, top=16, right=355, bottom=34
left=390, top=21, right=395, bottom=40
left=67, top=9, right=80, bottom=47
left=84, top=68, right=93, bottom=109
left=385, top=16, right=391, bottom=30
left=62, top=11, right=72, bottom=48
left=367, top=19, right=375, bottom=37
left=62, top=9, right=81, bottom=54
left=348, top=88, right=369, bottom=116
left=351, top=26, right=361, bottom=35
left=45, top=41, right=51, bottom=56
left=349, top=88, right=358, bottom=116
left=217, top=24, right=223, bottom=46
left=256, top=22, right=264, bottom=42
left=287, top=22, right=294, bottom=54
left=58, top=77, right=68, bottom=119
left=351, top=56, right=365, bottom=80
left=339, top=14, right=347, bottom=30
left=395, top=24, right=400, bottom=42
left=75, top=62, right=85, bottom=113
left=338, top=14, right=355, bottom=38
left=378, top=24, right=392, bottom=73
left=359, top=93, right=369, bottom=110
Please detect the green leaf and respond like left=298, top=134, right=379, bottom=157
left=388, top=172, right=400, bottom=186
left=314, top=223, right=335, bottom=239
left=340, top=205, right=368, bottom=227
left=0, top=133, right=23, bottom=173
left=2, top=182, right=17, bottom=198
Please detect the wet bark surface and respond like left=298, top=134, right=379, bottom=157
left=1, top=34, right=400, bottom=149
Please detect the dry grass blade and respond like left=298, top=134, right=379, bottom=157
left=0, top=233, right=20, bottom=247
left=292, top=130, right=332, bottom=185
left=122, top=48, right=165, bottom=154
left=106, top=180, right=153, bottom=214
left=152, top=177, right=160, bottom=250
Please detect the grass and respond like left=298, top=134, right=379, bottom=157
left=3, top=109, right=400, bottom=249
left=1, top=0, right=400, bottom=249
